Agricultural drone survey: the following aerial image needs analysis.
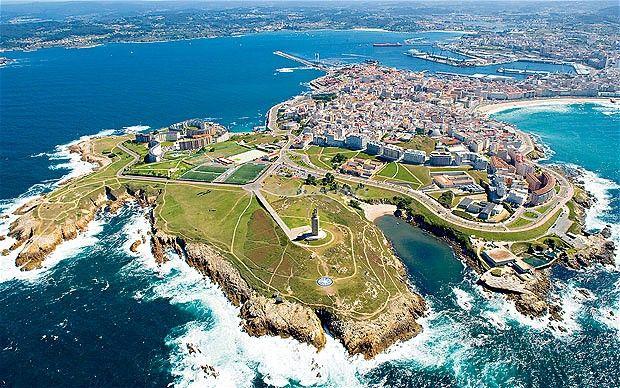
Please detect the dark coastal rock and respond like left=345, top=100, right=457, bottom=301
left=318, top=293, right=426, bottom=359
left=240, top=295, right=326, bottom=350
left=564, top=233, right=616, bottom=269
left=183, top=242, right=253, bottom=306
left=129, top=240, right=142, bottom=253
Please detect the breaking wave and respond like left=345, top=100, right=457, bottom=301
left=122, top=125, right=151, bottom=133
left=569, top=164, right=620, bottom=266
left=0, top=214, right=104, bottom=284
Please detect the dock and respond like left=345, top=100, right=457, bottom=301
left=497, top=67, right=551, bottom=76
left=273, top=51, right=330, bottom=71
left=405, top=49, right=478, bottom=67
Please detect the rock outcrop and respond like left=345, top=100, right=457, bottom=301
left=319, top=293, right=426, bottom=359
left=183, top=242, right=253, bottom=306
left=68, top=141, right=110, bottom=169
left=8, top=191, right=108, bottom=270
left=564, top=228, right=616, bottom=269
left=241, top=295, right=326, bottom=350
left=5, top=138, right=427, bottom=360
left=508, top=271, right=552, bottom=317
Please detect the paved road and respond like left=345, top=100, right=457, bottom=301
left=116, top=102, right=572, bottom=238
left=282, top=150, right=572, bottom=234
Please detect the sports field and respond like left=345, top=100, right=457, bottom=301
left=224, top=163, right=267, bottom=184
left=180, top=165, right=228, bottom=182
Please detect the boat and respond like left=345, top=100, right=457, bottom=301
left=372, top=42, right=403, bottom=47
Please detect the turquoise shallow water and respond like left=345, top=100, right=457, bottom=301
left=0, top=30, right=618, bottom=387
left=492, top=103, right=620, bottom=228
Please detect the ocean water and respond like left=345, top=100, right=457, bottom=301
left=492, top=103, right=620, bottom=235
left=1, top=30, right=618, bottom=387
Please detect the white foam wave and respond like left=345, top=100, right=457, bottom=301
left=593, top=278, right=620, bottom=338
left=121, top=205, right=153, bottom=263
left=122, top=125, right=150, bottom=134
left=351, top=27, right=391, bottom=32
left=504, top=103, right=572, bottom=116
left=548, top=284, right=593, bottom=335
left=453, top=287, right=473, bottom=311
left=480, top=292, right=548, bottom=332
left=572, top=165, right=620, bottom=266
left=0, top=216, right=104, bottom=283
left=276, top=66, right=312, bottom=73
left=46, top=128, right=119, bottom=185
left=592, top=103, right=620, bottom=116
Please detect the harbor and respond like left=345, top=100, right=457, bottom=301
left=405, top=49, right=479, bottom=67
left=497, top=67, right=552, bottom=76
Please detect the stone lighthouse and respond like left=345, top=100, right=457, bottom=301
left=311, top=208, right=320, bottom=237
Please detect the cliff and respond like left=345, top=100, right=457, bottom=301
left=3, top=138, right=428, bottom=359
left=319, top=293, right=425, bottom=359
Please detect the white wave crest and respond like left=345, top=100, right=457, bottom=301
left=572, top=165, right=620, bottom=266
left=592, top=104, right=620, bottom=116
left=276, top=66, right=312, bottom=73
left=593, top=278, right=620, bottom=338
left=122, top=125, right=150, bottom=134
left=453, top=287, right=474, bottom=311
left=0, top=215, right=104, bottom=283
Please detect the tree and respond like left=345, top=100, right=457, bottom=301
left=349, top=199, right=362, bottom=210
left=322, top=172, right=335, bottom=185
left=331, top=153, right=347, bottom=165
left=392, top=196, right=412, bottom=210
left=305, top=174, right=317, bottom=186
left=438, top=191, right=455, bottom=209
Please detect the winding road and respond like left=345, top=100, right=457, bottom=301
left=115, top=98, right=573, bottom=240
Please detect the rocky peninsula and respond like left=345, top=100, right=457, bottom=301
left=2, top=135, right=427, bottom=359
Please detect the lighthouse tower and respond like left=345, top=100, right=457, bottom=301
left=311, top=208, right=320, bottom=237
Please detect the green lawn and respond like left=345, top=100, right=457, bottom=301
left=374, top=162, right=423, bottom=189
left=224, top=163, right=267, bottom=184
left=507, top=217, right=535, bottom=228
left=122, top=141, right=149, bottom=160
left=396, top=135, right=436, bottom=154
left=180, top=170, right=223, bottom=182
left=303, top=146, right=360, bottom=170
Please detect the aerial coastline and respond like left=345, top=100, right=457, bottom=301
left=1, top=2, right=620, bottom=385
left=476, top=97, right=616, bottom=115
left=2, top=58, right=617, bottom=363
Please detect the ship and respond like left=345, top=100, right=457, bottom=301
left=372, top=42, right=403, bottom=47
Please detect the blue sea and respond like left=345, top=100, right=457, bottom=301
left=0, top=30, right=618, bottom=387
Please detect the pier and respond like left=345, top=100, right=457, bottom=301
left=273, top=50, right=330, bottom=71
left=497, top=67, right=551, bottom=76
left=404, top=49, right=478, bottom=67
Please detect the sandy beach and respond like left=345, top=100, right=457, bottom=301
left=361, top=203, right=397, bottom=222
left=476, top=97, right=616, bottom=116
